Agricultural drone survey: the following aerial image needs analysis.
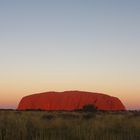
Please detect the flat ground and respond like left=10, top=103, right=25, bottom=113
left=0, top=110, right=139, bottom=140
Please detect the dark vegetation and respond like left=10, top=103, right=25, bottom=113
left=82, top=104, right=98, bottom=112
left=0, top=109, right=139, bottom=140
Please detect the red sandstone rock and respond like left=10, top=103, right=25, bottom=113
left=17, top=91, right=126, bottom=111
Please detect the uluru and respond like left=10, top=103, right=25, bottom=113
left=17, top=91, right=126, bottom=111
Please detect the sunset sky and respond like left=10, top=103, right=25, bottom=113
left=0, top=0, right=140, bottom=110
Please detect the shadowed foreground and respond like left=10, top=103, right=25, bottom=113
left=0, top=110, right=139, bottom=140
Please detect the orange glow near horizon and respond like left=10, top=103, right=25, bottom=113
left=0, top=77, right=140, bottom=110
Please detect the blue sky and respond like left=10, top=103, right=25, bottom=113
left=0, top=0, right=140, bottom=109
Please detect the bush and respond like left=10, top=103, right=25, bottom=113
left=82, top=104, right=98, bottom=112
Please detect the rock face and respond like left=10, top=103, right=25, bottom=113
left=17, top=91, right=126, bottom=111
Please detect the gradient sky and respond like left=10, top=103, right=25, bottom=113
left=0, top=0, right=140, bottom=109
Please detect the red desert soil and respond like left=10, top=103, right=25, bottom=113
left=18, top=91, right=126, bottom=111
